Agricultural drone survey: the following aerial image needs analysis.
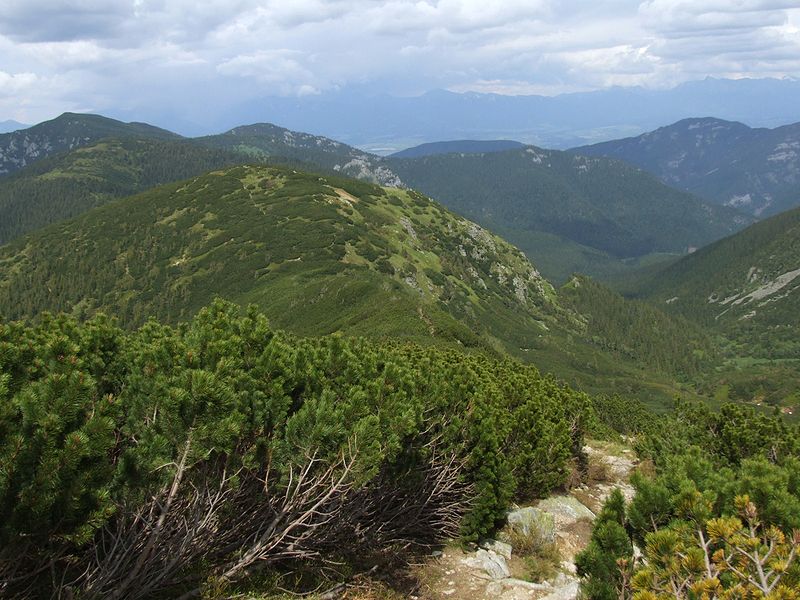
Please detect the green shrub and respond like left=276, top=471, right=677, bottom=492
left=0, top=300, right=594, bottom=598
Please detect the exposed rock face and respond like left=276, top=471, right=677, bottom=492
left=576, top=117, right=800, bottom=218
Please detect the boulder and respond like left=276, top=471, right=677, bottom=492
left=506, top=506, right=556, bottom=543
left=463, top=549, right=510, bottom=580
left=480, top=538, right=513, bottom=560
left=536, top=496, right=595, bottom=523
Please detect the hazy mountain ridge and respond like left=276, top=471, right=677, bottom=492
left=389, top=139, right=525, bottom=158
left=0, top=120, right=28, bottom=134
left=575, top=117, right=800, bottom=217
left=129, top=77, right=800, bottom=149
left=196, top=122, right=402, bottom=187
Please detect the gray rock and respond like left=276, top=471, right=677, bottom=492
left=536, top=496, right=595, bottom=522
left=466, top=549, right=510, bottom=580
left=480, top=538, right=513, bottom=560
left=506, top=506, right=557, bottom=543
left=540, top=580, right=580, bottom=600
left=503, top=578, right=554, bottom=591
left=485, top=581, right=504, bottom=596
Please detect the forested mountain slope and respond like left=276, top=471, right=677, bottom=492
left=559, top=275, right=714, bottom=377
left=0, top=164, right=716, bottom=406
left=631, top=205, right=800, bottom=359
left=575, top=117, right=800, bottom=218
left=386, top=147, right=752, bottom=281
left=0, top=112, right=178, bottom=176
left=0, top=138, right=246, bottom=244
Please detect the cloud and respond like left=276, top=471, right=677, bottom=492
left=0, top=0, right=799, bottom=125
left=0, top=0, right=133, bottom=42
left=217, top=50, right=319, bottom=94
left=0, top=70, right=39, bottom=94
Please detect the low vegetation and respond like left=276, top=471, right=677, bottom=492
left=0, top=300, right=596, bottom=598
left=576, top=401, right=800, bottom=599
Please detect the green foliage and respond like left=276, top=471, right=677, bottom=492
left=579, top=399, right=800, bottom=598
left=631, top=496, right=800, bottom=599
left=589, top=394, right=655, bottom=437
left=0, top=301, right=594, bottom=596
left=575, top=489, right=633, bottom=600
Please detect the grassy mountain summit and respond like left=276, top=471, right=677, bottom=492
left=0, top=112, right=178, bottom=176
left=575, top=117, right=800, bottom=218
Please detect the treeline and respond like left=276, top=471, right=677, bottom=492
left=578, top=401, right=800, bottom=598
left=0, top=300, right=595, bottom=599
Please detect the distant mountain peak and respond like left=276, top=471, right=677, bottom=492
left=575, top=117, right=800, bottom=218
left=0, top=112, right=179, bottom=176
left=390, top=139, right=525, bottom=159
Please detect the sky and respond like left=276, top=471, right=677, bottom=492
left=1, top=0, right=800, bottom=126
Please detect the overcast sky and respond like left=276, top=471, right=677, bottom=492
left=2, top=0, right=800, bottom=125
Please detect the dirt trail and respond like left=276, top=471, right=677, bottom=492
left=413, top=442, right=637, bottom=600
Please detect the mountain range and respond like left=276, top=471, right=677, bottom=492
left=576, top=117, right=800, bottom=218
left=0, top=110, right=798, bottom=410
left=0, top=113, right=753, bottom=283
left=109, top=77, right=800, bottom=152
left=386, top=148, right=751, bottom=281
